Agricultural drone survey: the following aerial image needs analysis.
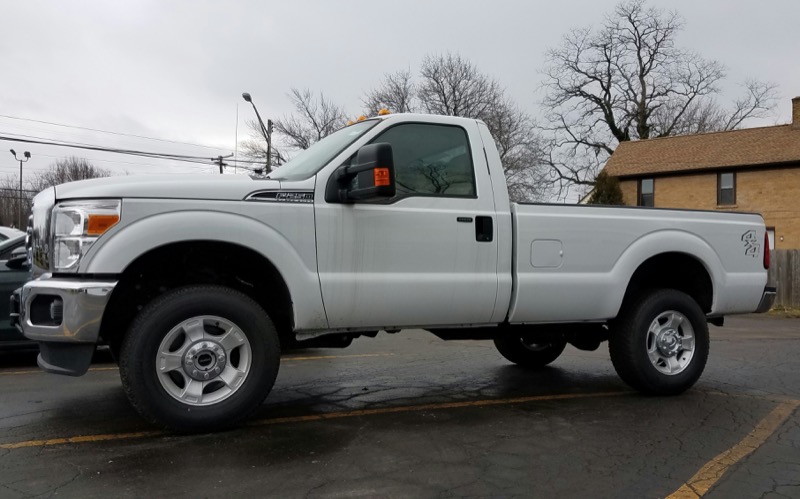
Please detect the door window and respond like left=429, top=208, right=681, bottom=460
left=370, top=123, right=476, bottom=197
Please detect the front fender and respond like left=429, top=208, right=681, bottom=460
left=82, top=209, right=327, bottom=331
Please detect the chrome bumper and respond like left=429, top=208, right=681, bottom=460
left=755, top=286, right=777, bottom=314
left=12, top=276, right=116, bottom=376
left=18, top=276, right=116, bottom=343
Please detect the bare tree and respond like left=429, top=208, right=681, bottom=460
left=241, top=88, right=347, bottom=174
left=362, top=69, right=417, bottom=116
left=361, top=53, right=549, bottom=202
left=541, top=0, right=778, bottom=197
left=0, top=176, right=34, bottom=228
left=274, top=88, right=348, bottom=151
left=239, top=124, right=287, bottom=174
left=483, top=99, right=550, bottom=201
left=28, top=157, right=111, bottom=193
left=418, top=53, right=504, bottom=119
left=0, top=157, right=110, bottom=227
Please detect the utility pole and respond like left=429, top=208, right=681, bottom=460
left=214, top=155, right=227, bottom=174
left=266, top=119, right=273, bottom=171
left=9, top=149, right=30, bottom=229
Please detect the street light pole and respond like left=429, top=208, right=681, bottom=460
left=9, top=149, right=30, bottom=229
left=242, top=92, right=272, bottom=172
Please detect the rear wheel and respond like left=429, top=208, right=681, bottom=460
left=494, top=336, right=567, bottom=368
left=609, top=289, right=709, bottom=395
left=119, top=285, right=280, bottom=432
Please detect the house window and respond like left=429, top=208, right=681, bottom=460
left=638, top=178, right=654, bottom=207
left=718, top=172, right=736, bottom=205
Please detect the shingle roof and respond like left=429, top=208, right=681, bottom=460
left=603, top=123, right=800, bottom=177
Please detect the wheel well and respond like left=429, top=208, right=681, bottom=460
left=621, top=252, right=713, bottom=314
left=99, top=241, right=293, bottom=356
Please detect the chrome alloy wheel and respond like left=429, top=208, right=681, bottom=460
left=156, top=315, right=252, bottom=406
left=646, top=310, right=695, bottom=375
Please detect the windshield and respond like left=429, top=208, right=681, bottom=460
left=266, top=119, right=379, bottom=181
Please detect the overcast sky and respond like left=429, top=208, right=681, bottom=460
left=2, top=0, right=799, bottom=182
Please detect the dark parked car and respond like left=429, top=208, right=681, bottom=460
left=0, top=235, right=32, bottom=348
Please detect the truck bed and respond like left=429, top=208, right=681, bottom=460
left=507, top=203, right=768, bottom=324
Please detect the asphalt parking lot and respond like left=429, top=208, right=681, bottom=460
left=1, top=315, right=798, bottom=498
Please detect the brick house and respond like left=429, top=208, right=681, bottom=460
left=603, top=97, right=800, bottom=250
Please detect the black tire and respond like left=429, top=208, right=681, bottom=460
left=494, top=336, right=567, bottom=368
left=609, top=289, right=709, bottom=395
left=119, top=285, right=280, bottom=432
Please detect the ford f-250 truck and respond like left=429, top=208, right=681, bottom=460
left=13, top=113, right=775, bottom=432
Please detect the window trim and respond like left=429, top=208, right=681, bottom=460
left=717, top=172, right=737, bottom=206
left=637, top=178, right=655, bottom=207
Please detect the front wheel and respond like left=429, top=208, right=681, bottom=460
left=609, top=289, right=709, bottom=395
left=494, top=336, right=567, bottom=368
left=119, top=285, right=280, bottom=432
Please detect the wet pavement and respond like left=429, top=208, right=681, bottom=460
left=0, top=315, right=798, bottom=498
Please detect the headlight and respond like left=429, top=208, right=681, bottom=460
left=52, top=199, right=121, bottom=271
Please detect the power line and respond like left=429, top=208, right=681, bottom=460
left=0, top=133, right=231, bottom=168
left=0, top=114, right=231, bottom=152
left=0, top=131, right=267, bottom=177
left=29, top=152, right=213, bottom=172
left=226, top=158, right=274, bottom=164
left=0, top=131, right=216, bottom=161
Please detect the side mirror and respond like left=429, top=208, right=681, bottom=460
left=5, top=248, right=28, bottom=270
left=325, top=143, right=396, bottom=203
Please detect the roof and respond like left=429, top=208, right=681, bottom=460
left=603, top=123, right=800, bottom=177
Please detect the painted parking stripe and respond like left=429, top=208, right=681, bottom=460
left=250, top=391, right=629, bottom=426
left=0, top=431, right=165, bottom=450
left=667, top=399, right=800, bottom=498
left=282, top=353, right=394, bottom=362
left=0, top=366, right=119, bottom=376
left=0, top=391, right=628, bottom=450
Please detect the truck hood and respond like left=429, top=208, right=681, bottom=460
left=53, top=174, right=283, bottom=201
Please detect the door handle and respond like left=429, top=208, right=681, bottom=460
left=475, top=216, right=493, bottom=242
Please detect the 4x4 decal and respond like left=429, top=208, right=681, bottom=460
left=741, top=230, right=760, bottom=258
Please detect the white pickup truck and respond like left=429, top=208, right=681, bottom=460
left=14, top=113, right=775, bottom=432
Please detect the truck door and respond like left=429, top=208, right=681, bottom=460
left=315, top=120, right=499, bottom=329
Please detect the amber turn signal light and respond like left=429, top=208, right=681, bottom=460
left=87, top=214, right=120, bottom=236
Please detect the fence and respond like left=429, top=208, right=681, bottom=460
left=768, top=250, right=800, bottom=308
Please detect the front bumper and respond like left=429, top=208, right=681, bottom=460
left=11, top=276, right=116, bottom=376
left=754, top=286, right=777, bottom=314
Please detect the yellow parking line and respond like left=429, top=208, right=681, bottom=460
left=282, top=353, right=393, bottom=362
left=251, top=391, right=628, bottom=426
left=0, top=431, right=165, bottom=450
left=0, top=391, right=627, bottom=450
left=0, top=366, right=119, bottom=376
left=667, top=399, right=800, bottom=498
